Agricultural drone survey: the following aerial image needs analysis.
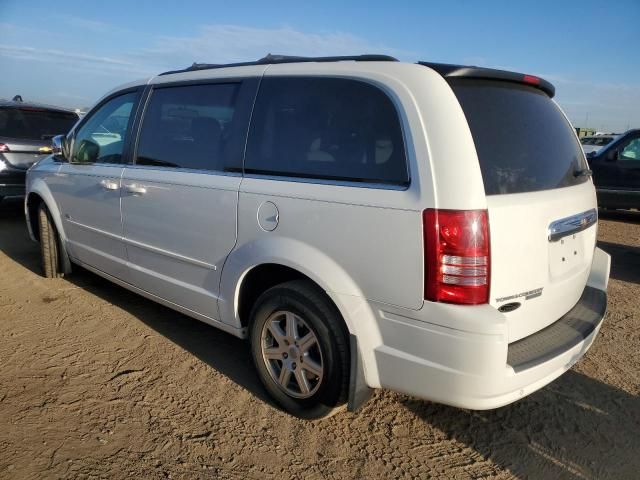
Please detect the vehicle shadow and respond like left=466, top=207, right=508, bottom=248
left=597, top=240, right=640, bottom=285
left=0, top=198, right=42, bottom=275
left=67, top=268, right=274, bottom=406
left=0, top=198, right=272, bottom=406
left=402, top=370, right=640, bottom=479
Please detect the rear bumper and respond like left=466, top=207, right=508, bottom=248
left=0, top=168, right=26, bottom=197
left=367, top=247, right=610, bottom=410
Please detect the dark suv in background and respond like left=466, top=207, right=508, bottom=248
left=0, top=97, right=79, bottom=202
left=587, top=129, right=640, bottom=210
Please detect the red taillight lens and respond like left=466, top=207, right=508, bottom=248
left=423, top=209, right=490, bottom=305
left=0, top=143, right=9, bottom=153
left=523, top=74, right=541, bottom=86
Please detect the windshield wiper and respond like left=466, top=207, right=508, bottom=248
left=574, top=168, right=593, bottom=178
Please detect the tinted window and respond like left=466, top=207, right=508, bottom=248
left=136, top=83, right=240, bottom=171
left=451, top=80, right=588, bottom=195
left=0, top=108, right=77, bottom=140
left=72, top=92, right=137, bottom=164
left=620, top=137, right=640, bottom=161
left=245, top=77, right=408, bottom=185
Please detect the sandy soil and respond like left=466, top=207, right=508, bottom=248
left=0, top=198, right=638, bottom=480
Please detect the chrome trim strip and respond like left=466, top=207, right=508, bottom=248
left=123, top=236, right=217, bottom=270
left=66, top=218, right=121, bottom=240
left=548, top=208, right=597, bottom=242
left=65, top=218, right=216, bottom=270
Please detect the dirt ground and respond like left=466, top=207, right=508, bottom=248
left=0, top=198, right=638, bottom=480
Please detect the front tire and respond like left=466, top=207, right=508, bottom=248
left=37, top=204, right=62, bottom=278
left=249, top=280, right=350, bottom=419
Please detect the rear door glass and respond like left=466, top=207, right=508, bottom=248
left=245, top=77, right=409, bottom=186
left=450, top=80, right=587, bottom=195
left=136, top=83, right=240, bottom=172
left=0, top=108, right=77, bottom=140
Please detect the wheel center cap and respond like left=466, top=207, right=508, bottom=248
left=288, top=346, right=299, bottom=359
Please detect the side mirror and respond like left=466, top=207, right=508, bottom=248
left=605, top=149, right=618, bottom=163
left=74, top=139, right=99, bottom=164
left=52, top=135, right=70, bottom=162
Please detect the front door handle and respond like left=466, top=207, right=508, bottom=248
left=99, top=179, right=120, bottom=191
left=124, top=183, right=147, bottom=195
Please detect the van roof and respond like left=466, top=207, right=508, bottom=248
left=156, top=54, right=556, bottom=97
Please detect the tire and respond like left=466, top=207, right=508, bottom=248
left=37, top=204, right=63, bottom=278
left=249, top=280, right=350, bottom=419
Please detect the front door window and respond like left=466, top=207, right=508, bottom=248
left=72, top=93, right=137, bottom=164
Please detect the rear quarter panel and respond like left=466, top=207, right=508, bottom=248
left=220, top=63, right=488, bottom=326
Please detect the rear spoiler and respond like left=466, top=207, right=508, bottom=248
left=418, top=62, right=555, bottom=98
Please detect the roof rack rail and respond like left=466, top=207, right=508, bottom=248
left=418, top=61, right=556, bottom=97
left=159, top=53, right=398, bottom=76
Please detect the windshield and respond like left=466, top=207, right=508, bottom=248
left=0, top=107, right=78, bottom=141
left=450, top=79, right=588, bottom=195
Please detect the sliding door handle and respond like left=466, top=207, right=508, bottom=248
left=124, top=183, right=147, bottom=195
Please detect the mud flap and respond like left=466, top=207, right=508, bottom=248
left=586, top=247, right=610, bottom=292
left=60, top=239, right=73, bottom=275
left=347, top=334, right=373, bottom=412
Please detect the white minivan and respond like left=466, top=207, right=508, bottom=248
left=25, top=55, right=610, bottom=418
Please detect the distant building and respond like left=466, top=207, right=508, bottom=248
left=575, top=127, right=597, bottom=138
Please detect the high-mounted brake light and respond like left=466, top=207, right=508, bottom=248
left=523, top=74, right=541, bottom=86
left=0, top=144, right=9, bottom=153
left=423, top=209, right=490, bottom=305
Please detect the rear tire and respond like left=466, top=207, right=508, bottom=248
left=37, top=204, right=63, bottom=278
left=249, top=280, right=350, bottom=419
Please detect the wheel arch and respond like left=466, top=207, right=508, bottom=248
left=221, top=239, right=380, bottom=407
left=219, top=237, right=373, bottom=340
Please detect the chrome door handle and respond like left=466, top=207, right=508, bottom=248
left=124, top=183, right=147, bottom=195
left=99, top=179, right=119, bottom=191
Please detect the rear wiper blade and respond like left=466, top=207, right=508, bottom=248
left=574, top=168, right=593, bottom=178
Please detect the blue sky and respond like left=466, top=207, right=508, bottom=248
left=1, top=0, right=638, bottom=131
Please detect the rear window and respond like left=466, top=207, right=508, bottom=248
left=0, top=107, right=78, bottom=140
left=591, top=136, right=614, bottom=146
left=245, top=77, right=409, bottom=186
left=450, top=80, right=587, bottom=195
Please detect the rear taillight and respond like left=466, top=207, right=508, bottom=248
left=0, top=143, right=9, bottom=153
left=423, top=209, right=490, bottom=305
left=523, top=74, right=541, bottom=86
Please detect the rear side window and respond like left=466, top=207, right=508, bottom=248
left=451, top=80, right=587, bottom=195
left=0, top=108, right=77, bottom=140
left=245, top=77, right=409, bottom=186
left=136, top=83, right=240, bottom=172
